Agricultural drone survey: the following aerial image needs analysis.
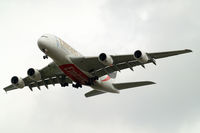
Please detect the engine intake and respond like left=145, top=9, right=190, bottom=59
left=27, top=68, right=35, bottom=76
left=27, top=68, right=41, bottom=81
left=11, top=76, right=25, bottom=88
left=11, top=76, right=19, bottom=84
left=134, top=50, right=149, bottom=63
left=99, top=53, right=107, bottom=61
left=98, top=53, right=113, bottom=66
left=134, top=50, right=142, bottom=58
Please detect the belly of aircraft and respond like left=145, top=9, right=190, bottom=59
left=59, top=64, right=89, bottom=85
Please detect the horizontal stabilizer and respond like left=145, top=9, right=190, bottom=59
left=85, top=81, right=155, bottom=98
left=113, top=81, right=155, bottom=90
left=85, top=90, right=105, bottom=98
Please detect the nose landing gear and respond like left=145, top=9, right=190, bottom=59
left=42, top=48, right=48, bottom=59
left=43, top=55, right=48, bottom=59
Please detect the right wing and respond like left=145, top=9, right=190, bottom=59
left=4, top=62, right=72, bottom=92
left=71, top=49, right=192, bottom=78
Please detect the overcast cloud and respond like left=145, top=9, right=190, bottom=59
left=0, top=0, right=199, bottom=133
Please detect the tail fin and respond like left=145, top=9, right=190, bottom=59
left=108, top=71, right=117, bottom=79
left=113, top=81, right=155, bottom=90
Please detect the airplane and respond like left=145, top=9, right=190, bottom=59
left=3, top=34, right=192, bottom=97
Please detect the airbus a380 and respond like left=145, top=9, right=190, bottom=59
left=4, top=34, right=192, bottom=97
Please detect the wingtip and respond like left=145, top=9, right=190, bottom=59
left=149, top=81, right=156, bottom=85
left=3, top=89, right=7, bottom=94
left=185, top=49, right=193, bottom=53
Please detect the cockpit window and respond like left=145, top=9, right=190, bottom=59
left=41, top=35, right=48, bottom=38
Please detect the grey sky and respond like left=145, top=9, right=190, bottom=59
left=0, top=0, right=199, bottom=133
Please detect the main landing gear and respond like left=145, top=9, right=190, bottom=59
left=72, top=83, right=82, bottom=89
left=87, top=76, right=99, bottom=85
left=60, top=83, right=68, bottom=87
left=43, top=55, right=48, bottom=59
left=72, top=76, right=98, bottom=89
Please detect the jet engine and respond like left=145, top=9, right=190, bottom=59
left=134, top=50, right=149, bottom=63
left=27, top=68, right=41, bottom=81
left=98, top=53, right=113, bottom=66
left=11, top=76, right=25, bottom=88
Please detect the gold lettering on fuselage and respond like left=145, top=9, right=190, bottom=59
left=59, top=38, right=81, bottom=56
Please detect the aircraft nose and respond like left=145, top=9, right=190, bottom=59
left=38, top=36, right=48, bottom=50
left=37, top=36, right=48, bottom=53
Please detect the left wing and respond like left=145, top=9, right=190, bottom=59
left=71, top=49, right=192, bottom=78
left=4, top=62, right=72, bottom=92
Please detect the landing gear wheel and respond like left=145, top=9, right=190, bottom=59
left=60, top=83, right=68, bottom=87
left=72, top=83, right=82, bottom=89
left=87, top=76, right=99, bottom=86
left=43, top=55, right=48, bottom=59
left=94, top=76, right=99, bottom=80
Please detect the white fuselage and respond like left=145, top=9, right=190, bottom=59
left=37, top=34, right=119, bottom=93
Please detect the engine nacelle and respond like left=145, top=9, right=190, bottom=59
left=11, top=76, right=25, bottom=88
left=27, top=68, right=41, bottom=81
left=134, top=50, right=149, bottom=63
left=98, top=53, right=113, bottom=66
